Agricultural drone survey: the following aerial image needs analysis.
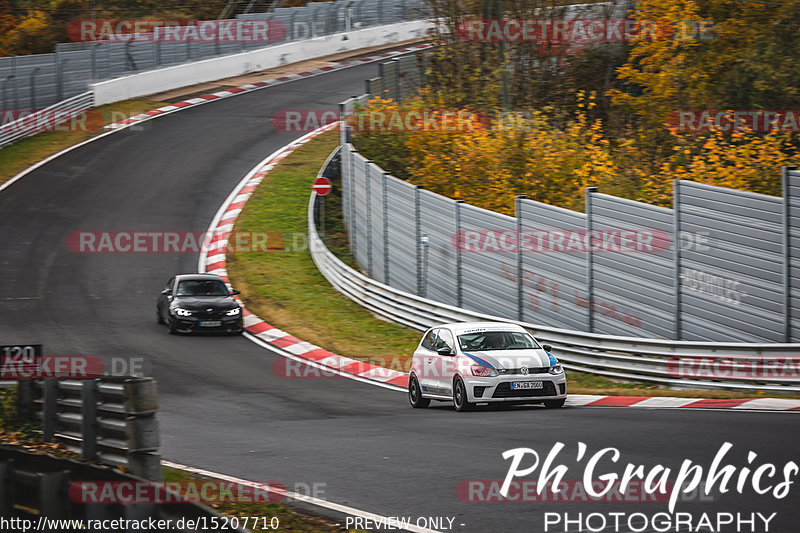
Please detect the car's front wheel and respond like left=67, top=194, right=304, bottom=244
left=408, top=375, right=430, bottom=408
left=453, top=377, right=475, bottom=412
left=544, top=399, right=565, bottom=409
left=167, top=317, right=178, bottom=335
left=156, top=308, right=165, bottom=324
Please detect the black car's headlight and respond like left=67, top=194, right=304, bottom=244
left=226, top=307, right=241, bottom=316
left=548, top=364, right=564, bottom=375
left=173, top=307, right=192, bottom=316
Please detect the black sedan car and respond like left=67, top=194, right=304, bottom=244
left=156, top=274, right=243, bottom=334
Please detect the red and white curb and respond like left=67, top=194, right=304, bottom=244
left=565, top=395, right=800, bottom=411
left=198, top=126, right=800, bottom=413
left=106, top=44, right=432, bottom=130
left=198, top=121, right=408, bottom=390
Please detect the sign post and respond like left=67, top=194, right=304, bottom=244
left=313, top=177, right=332, bottom=236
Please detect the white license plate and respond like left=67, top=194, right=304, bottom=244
left=511, top=381, right=543, bottom=390
left=199, top=320, right=222, bottom=327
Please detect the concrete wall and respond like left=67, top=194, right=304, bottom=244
left=92, top=20, right=432, bottom=106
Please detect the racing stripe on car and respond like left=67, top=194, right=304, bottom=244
left=461, top=352, right=494, bottom=368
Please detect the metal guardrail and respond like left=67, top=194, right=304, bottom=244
left=309, top=146, right=800, bottom=393
left=18, top=376, right=161, bottom=480
left=0, top=447, right=246, bottom=531
left=0, top=91, right=94, bottom=149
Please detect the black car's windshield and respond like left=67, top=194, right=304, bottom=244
left=457, top=331, right=541, bottom=351
left=176, top=279, right=229, bottom=296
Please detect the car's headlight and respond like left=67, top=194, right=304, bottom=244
left=548, top=364, right=564, bottom=375
left=226, top=307, right=241, bottom=316
left=470, top=364, right=498, bottom=377
left=173, top=307, right=192, bottom=316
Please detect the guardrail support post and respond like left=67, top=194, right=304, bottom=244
left=782, top=166, right=797, bottom=343
left=415, top=185, right=423, bottom=296
left=455, top=200, right=464, bottom=308
left=366, top=161, right=373, bottom=276
left=81, top=380, right=98, bottom=460
left=515, top=195, right=526, bottom=321
left=16, top=380, right=33, bottom=422
left=0, top=460, right=12, bottom=516
left=673, top=180, right=683, bottom=341
left=42, top=379, right=58, bottom=441
left=383, top=172, right=391, bottom=284
left=38, top=471, right=67, bottom=518
left=124, top=378, right=161, bottom=481
left=585, top=187, right=597, bottom=333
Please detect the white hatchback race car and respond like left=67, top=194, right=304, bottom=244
left=408, top=322, right=567, bottom=411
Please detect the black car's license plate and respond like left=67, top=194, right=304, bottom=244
left=511, top=381, right=543, bottom=390
left=199, top=320, right=222, bottom=327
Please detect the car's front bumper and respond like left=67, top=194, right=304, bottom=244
left=463, top=374, right=567, bottom=403
left=170, top=314, right=243, bottom=334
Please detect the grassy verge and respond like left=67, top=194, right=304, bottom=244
left=226, top=132, right=800, bottom=400
left=0, top=100, right=167, bottom=186
left=227, top=133, right=420, bottom=368
left=0, top=385, right=364, bottom=532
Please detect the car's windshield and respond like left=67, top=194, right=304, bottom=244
left=457, top=331, right=541, bottom=351
left=175, top=279, right=229, bottom=296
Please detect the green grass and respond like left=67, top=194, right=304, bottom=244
left=227, top=132, right=800, bottom=400
left=226, top=133, right=421, bottom=369
left=0, top=100, right=167, bottom=186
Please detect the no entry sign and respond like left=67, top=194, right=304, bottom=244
left=312, top=176, right=332, bottom=196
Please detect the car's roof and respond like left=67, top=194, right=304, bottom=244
left=434, top=322, right=527, bottom=335
left=174, top=273, right=226, bottom=282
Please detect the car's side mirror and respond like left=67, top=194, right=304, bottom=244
left=542, top=344, right=552, bottom=353
left=161, top=289, right=172, bottom=296
left=230, top=289, right=241, bottom=295
left=437, top=347, right=453, bottom=356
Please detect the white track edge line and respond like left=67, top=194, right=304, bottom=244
left=161, top=460, right=443, bottom=533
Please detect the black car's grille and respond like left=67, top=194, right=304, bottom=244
left=493, top=381, right=556, bottom=398
left=194, top=310, right=227, bottom=319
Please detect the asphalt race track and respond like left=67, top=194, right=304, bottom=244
left=1, top=62, right=798, bottom=533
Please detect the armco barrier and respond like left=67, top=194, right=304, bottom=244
left=309, top=147, right=800, bottom=393
left=0, top=447, right=246, bottom=531
left=92, top=20, right=432, bottom=106
left=0, top=91, right=94, bottom=149
left=18, top=376, right=161, bottom=480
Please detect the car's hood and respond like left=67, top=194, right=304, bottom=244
left=172, top=296, right=238, bottom=311
left=460, top=349, right=556, bottom=369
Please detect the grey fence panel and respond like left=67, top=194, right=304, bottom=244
left=341, top=142, right=353, bottom=248
left=0, top=0, right=428, bottom=123
left=385, top=178, right=418, bottom=294
left=368, top=162, right=386, bottom=282
left=380, top=60, right=398, bottom=101
left=11, top=55, right=58, bottom=112
left=419, top=190, right=458, bottom=305
left=677, top=180, right=785, bottom=342
left=518, top=198, right=589, bottom=331
left=351, top=152, right=370, bottom=269
left=459, top=203, right=518, bottom=319
left=591, top=193, right=675, bottom=338
left=789, top=170, right=800, bottom=342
